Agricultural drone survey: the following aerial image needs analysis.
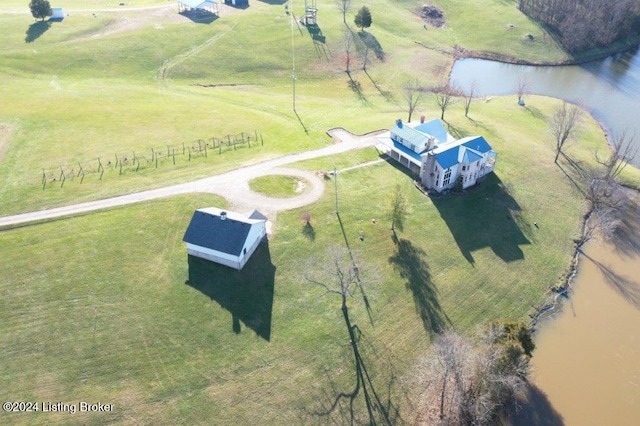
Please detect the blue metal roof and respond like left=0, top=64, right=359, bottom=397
left=414, top=119, right=448, bottom=144
left=391, top=123, right=429, bottom=150
left=462, top=136, right=492, bottom=154
left=435, top=147, right=460, bottom=169
left=461, top=148, right=483, bottom=164
left=183, top=210, right=252, bottom=256
left=392, top=140, right=423, bottom=163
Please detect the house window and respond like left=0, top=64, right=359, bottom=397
left=443, top=169, right=452, bottom=186
left=462, top=165, right=466, bottom=171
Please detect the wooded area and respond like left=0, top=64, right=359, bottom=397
left=518, top=0, right=640, bottom=53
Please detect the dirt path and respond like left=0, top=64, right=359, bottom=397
left=0, top=129, right=388, bottom=228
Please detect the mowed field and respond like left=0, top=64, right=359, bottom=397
left=2, top=1, right=639, bottom=424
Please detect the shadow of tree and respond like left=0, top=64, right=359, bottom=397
left=388, top=238, right=450, bottom=335
left=302, top=222, right=316, bottom=241
left=25, top=21, right=51, bottom=43
left=609, top=195, right=640, bottom=257
left=446, top=122, right=471, bottom=139
left=363, top=69, right=394, bottom=100
left=581, top=250, right=640, bottom=311
left=357, top=31, right=385, bottom=61
left=524, top=105, right=546, bottom=120
left=185, top=242, right=275, bottom=340
left=347, top=77, right=368, bottom=103
left=311, top=320, right=404, bottom=425
left=432, top=174, right=531, bottom=264
left=504, top=383, right=565, bottom=425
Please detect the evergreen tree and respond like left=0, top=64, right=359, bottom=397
left=29, top=0, right=52, bottom=21
left=354, top=6, right=372, bottom=32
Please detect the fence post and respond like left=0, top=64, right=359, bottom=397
left=98, top=158, right=104, bottom=180
left=173, top=149, right=176, bottom=165
left=188, top=147, right=191, bottom=161
left=42, top=169, right=46, bottom=190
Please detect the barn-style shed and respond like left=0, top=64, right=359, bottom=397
left=183, top=207, right=267, bottom=270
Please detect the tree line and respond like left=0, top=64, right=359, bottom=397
left=518, top=0, right=640, bottom=53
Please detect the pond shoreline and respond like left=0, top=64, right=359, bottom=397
left=456, top=39, right=640, bottom=67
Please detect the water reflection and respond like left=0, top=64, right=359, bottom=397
left=528, top=240, right=640, bottom=425
left=450, top=49, right=640, bottom=165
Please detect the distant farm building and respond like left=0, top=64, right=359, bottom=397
left=224, top=0, right=248, bottom=7
left=380, top=117, right=497, bottom=193
left=177, top=0, right=219, bottom=14
left=183, top=208, right=267, bottom=270
left=49, top=8, right=65, bottom=20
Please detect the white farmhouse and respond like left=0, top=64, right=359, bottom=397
left=183, top=208, right=267, bottom=270
left=382, top=118, right=497, bottom=193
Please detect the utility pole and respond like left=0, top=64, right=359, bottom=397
left=334, top=166, right=339, bottom=214
left=291, top=0, right=297, bottom=112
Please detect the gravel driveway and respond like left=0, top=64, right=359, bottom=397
left=0, top=129, right=388, bottom=228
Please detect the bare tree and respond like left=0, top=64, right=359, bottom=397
left=430, top=84, right=459, bottom=121
left=306, top=247, right=389, bottom=425
left=387, top=184, right=410, bottom=236
left=597, top=131, right=639, bottom=184
left=343, top=29, right=354, bottom=75
left=463, top=80, right=476, bottom=117
left=418, top=326, right=531, bottom=425
left=402, top=83, right=423, bottom=123
left=519, top=0, right=640, bottom=53
left=549, top=101, right=583, bottom=163
left=580, top=131, right=638, bottom=243
left=516, top=76, right=528, bottom=104
left=337, top=0, right=352, bottom=25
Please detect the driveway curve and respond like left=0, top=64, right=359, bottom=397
left=0, top=129, right=388, bottom=228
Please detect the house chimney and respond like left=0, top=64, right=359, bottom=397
left=420, top=115, right=426, bottom=123
left=220, top=211, right=227, bottom=220
left=396, top=118, right=403, bottom=128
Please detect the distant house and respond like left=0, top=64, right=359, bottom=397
left=183, top=208, right=267, bottom=270
left=177, top=0, right=219, bottom=14
left=49, top=8, right=65, bottom=20
left=224, top=0, right=248, bottom=7
left=381, top=117, right=497, bottom=193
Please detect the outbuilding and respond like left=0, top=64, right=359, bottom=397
left=49, top=8, right=65, bottom=20
left=183, top=207, right=267, bottom=270
left=177, top=0, right=219, bottom=15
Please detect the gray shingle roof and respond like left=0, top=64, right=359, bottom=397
left=183, top=210, right=254, bottom=256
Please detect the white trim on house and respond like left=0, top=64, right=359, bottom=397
left=381, top=119, right=497, bottom=193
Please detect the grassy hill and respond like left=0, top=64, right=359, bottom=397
left=1, top=1, right=639, bottom=424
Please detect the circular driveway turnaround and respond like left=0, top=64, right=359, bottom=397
left=217, top=167, right=325, bottom=215
left=0, top=129, right=388, bottom=228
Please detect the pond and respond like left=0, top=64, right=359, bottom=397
left=450, top=48, right=640, bottom=165
left=450, top=51, right=640, bottom=423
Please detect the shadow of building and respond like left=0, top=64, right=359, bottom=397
left=185, top=241, right=275, bottom=340
left=432, top=174, right=531, bottom=264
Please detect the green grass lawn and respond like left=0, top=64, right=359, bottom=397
left=249, top=175, right=310, bottom=198
left=3, top=95, right=637, bottom=424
